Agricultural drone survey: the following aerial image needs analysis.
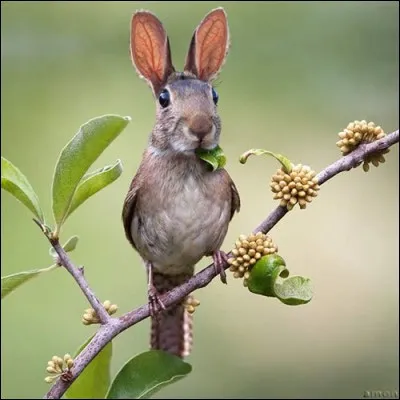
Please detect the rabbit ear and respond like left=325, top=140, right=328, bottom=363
left=130, top=11, right=175, bottom=95
left=184, top=8, right=230, bottom=82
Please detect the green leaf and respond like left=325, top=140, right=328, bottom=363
left=247, top=254, right=288, bottom=297
left=274, top=276, right=313, bottom=306
left=195, top=145, right=226, bottom=171
left=63, top=235, right=79, bottom=252
left=247, top=254, right=312, bottom=306
left=65, top=336, right=112, bottom=399
left=239, top=149, right=292, bottom=173
left=52, top=114, right=130, bottom=231
left=1, top=265, right=57, bottom=299
left=65, top=159, right=123, bottom=219
left=1, top=157, right=44, bottom=222
left=49, top=235, right=79, bottom=258
left=106, top=350, right=192, bottom=399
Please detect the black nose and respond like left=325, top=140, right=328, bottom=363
left=188, top=114, right=213, bottom=140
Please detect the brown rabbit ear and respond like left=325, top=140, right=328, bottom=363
left=130, top=11, right=175, bottom=95
left=184, top=8, right=230, bottom=82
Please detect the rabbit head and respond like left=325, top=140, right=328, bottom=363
left=130, top=8, right=230, bottom=153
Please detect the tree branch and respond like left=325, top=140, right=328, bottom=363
left=44, top=129, right=399, bottom=399
left=48, top=239, right=111, bottom=325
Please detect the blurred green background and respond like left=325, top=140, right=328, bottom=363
left=1, top=1, right=399, bottom=399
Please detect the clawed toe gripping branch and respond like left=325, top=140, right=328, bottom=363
left=1, top=113, right=398, bottom=400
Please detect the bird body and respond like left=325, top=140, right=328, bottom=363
left=122, top=8, right=240, bottom=358
left=126, top=149, right=233, bottom=275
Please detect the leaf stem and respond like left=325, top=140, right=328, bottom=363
left=41, top=264, right=59, bottom=273
left=53, top=226, right=60, bottom=241
left=239, top=149, right=292, bottom=172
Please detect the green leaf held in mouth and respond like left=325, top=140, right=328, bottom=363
left=196, top=145, right=226, bottom=171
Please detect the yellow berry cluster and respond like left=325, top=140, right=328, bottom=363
left=45, top=354, right=74, bottom=383
left=82, top=300, right=118, bottom=325
left=270, top=164, right=320, bottom=210
left=228, top=232, right=278, bottom=286
left=184, top=296, right=200, bottom=314
left=336, top=120, right=389, bottom=172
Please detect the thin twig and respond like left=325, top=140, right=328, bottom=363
left=44, top=130, right=398, bottom=399
left=45, top=238, right=111, bottom=325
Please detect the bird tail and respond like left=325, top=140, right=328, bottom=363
left=150, top=271, right=194, bottom=358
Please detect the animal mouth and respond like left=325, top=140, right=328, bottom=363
left=196, top=139, right=216, bottom=150
left=180, top=123, right=216, bottom=151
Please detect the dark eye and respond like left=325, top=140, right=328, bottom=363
left=212, top=88, right=219, bottom=105
left=159, top=89, right=170, bottom=108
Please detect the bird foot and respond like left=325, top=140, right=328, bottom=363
left=212, top=250, right=229, bottom=284
left=148, top=283, right=166, bottom=318
left=146, top=261, right=166, bottom=318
